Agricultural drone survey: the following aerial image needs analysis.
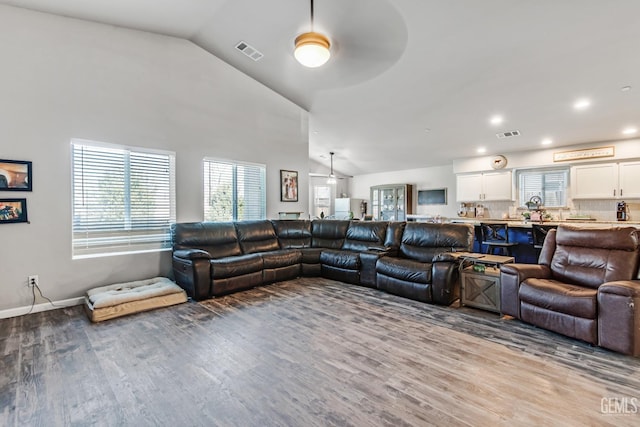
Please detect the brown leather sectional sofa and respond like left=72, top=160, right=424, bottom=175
left=501, top=225, right=640, bottom=356
left=171, top=219, right=474, bottom=305
left=172, top=220, right=640, bottom=356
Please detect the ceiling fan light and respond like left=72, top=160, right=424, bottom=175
left=294, top=32, right=331, bottom=68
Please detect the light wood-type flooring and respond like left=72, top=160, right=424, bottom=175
left=1, top=277, right=639, bottom=426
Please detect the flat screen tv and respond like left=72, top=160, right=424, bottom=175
left=418, top=188, right=447, bottom=205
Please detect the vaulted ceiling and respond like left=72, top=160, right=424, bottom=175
left=2, top=0, right=639, bottom=175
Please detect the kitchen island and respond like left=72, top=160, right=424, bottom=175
left=448, top=218, right=640, bottom=263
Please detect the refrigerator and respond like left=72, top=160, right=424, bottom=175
left=335, top=198, right=364, bottom=220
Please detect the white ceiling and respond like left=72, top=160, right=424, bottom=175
left=3, top=0, right=640, bottom=175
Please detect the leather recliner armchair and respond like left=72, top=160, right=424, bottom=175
left=500, top=225, right=640, bottom=356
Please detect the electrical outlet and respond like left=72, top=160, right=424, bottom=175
left=28, top=275, right=39, bottom=288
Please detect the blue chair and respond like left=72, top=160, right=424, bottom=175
left=480, top=223, right=518, bottom=256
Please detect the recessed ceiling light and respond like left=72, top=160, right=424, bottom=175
left=490, top=115, right=504, bottom=125
left=573, top=98, right=591, bottom=110
left=477, top=147, right=486, bottom=154
left=622, top=127, right=638, bottom=135
left=621, top=86, right=632, bottom=92
left=541, top=138, right=553, bottom=146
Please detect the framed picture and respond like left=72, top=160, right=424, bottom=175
left=0, top=198, right=28, bottom=224
left=0, top=159, right=32, bottom=191
left=280, top=170, right=298, bottom=202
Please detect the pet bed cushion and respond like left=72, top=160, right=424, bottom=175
left=84, top=277, right=187, bottom=322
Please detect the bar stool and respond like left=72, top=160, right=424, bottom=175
left=532, top=224, right=557, bottom=258
left=480, top=222, right=518, bottom=256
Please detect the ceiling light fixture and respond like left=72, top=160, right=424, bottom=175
left=327, top=151, right=337, bottom=184
left=622, top=127, right=638, bottom=135
left=541, top=138, right=553, bottom=146
left=573, top=98, right=591, bottom=110
left=477, top=147, right=486, bottom=154
left=295, top=0, right=331, bottom=68
left=490, top=115, right=504, bottom=125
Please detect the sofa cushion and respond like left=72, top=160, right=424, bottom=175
left=342, top=221, right=388, bottom=252
left=172, top=222, right=241, bottom=259
left=376, top=257, right=432, bottom=284
left=271, top=220, right=312, bottom=249
left=399, top=223, right=474, bottom=262
left=385, top=221, right=407, bottom=249
left=235, top=220, right=280, bottom=254
left=320, top=249, right=360, bottom=270
left=261, top=249, right=302, bottom=269
left=300, top=247, right=323, bottom=264
left=312, top=220, right=350, bottom=248
left=520, top=278, right=597, bottom=319
left=210, top=254, right=263, bottom=279
left=550, top=226, right=640, bottom=289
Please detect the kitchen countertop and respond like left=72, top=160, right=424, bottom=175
left=448, top=217, right=640, bottom=228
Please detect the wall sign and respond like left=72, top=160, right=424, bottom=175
left=553, top=146, right=614, bottom=162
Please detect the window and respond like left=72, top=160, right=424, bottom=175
left=203, top=158, right=266, bottom=221
left=72, top=140, right=176, bottom=258
left=312, top=184, right=331, bottom=218
left=517, top=168, right=569, bottom=208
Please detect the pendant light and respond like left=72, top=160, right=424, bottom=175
left=327, top=152, right=337, bottom=184
left=294, top=0, right=331, bottom=68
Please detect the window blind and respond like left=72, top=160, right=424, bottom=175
left=204, top=158, right=266, bottom=221
left=72, top=141, right=176, bottom=258
left=518, top=168, right=568, bottom=208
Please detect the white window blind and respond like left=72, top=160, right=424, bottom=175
left=518, top=168, right=568, bottom=208
left=72, top=141, right=176, bottom=258
left=204, top=158, right=266, bottom=221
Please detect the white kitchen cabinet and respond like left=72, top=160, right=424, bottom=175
left=572, top=161, right=640, bottom=199
left=456, top=171, right=512, bottom=202
left=619, top=161, right=640, bottom=198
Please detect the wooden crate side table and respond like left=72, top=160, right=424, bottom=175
left=460, top=254, right=514, bottom=313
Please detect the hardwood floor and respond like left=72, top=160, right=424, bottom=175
left=1, top=277, right=639, bottom=426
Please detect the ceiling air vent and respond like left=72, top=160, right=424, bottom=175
left=235, top=41, right=264, bottom=61
left=496, top=130, right=521, bottom=139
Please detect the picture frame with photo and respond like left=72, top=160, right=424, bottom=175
left=0, top=159, right=32, bottom=191
left=280, top=170, right=298, bottom=202
left=0, top=198, right=28, bottom=223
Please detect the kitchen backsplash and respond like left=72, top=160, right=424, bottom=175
left=469, top=200, right=640, bottom=222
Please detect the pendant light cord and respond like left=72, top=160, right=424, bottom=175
left=310, top=0, right=315, bottom=31
left=330, top=151, right=334, bottom=176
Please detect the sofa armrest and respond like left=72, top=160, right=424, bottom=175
left=431, top=261, right=460, bottom=306
left=500, top=264, right=551, bottom=318
left=359, top=250, right=391, bottom=288
left=173, top=249, right=212, bottom=260
left=598, top=280, right=640, bottom=356
left=172, top=254, right=211, bottom=300
left=599, top=280, right=640, bottom=297
left=432, top=252, right=460, bottom=263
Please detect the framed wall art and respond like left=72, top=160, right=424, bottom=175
left=0, top=198, right=28, bottom=223
left=280, top=170, right=298, bottom=202
left=0, top=159, right=32, bottom=191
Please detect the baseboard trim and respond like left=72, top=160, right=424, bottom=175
left=0, top=297, right=84, bottom=320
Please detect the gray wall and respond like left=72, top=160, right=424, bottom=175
left=0, top=6, right=309, bottom=310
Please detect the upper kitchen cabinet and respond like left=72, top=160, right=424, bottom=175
left=618, top=161, right=640, bottom=198
left=572, top=161, right=640, bottom=199
left=456, top=171, right=512, bottom=202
